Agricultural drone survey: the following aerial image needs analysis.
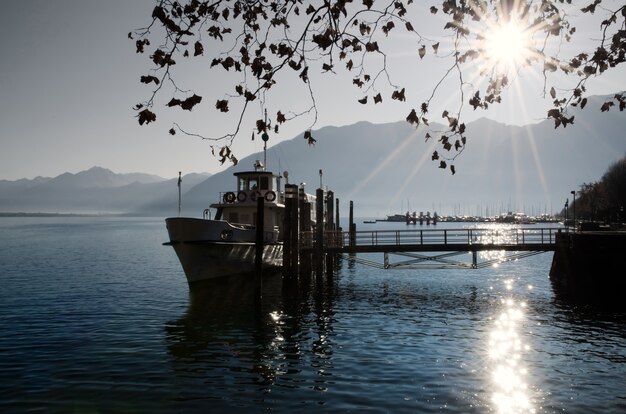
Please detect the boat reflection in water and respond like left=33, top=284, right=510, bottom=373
left=162, top=246, right=624, bottom=412
left=163, top=273, right=337, bottom=410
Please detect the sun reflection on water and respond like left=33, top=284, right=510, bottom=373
left=487, top=296, right=535, bottom=413
left=474, top=224, right=518, bottom=266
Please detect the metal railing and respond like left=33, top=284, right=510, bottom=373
left=301, top=227, right=566, bottom=249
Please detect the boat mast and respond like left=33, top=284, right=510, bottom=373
left=263, top=137, right=267, bottom=172
left=177, top=171, right=182, bottom=217
left=262, top=109, right=268, bottom=171
left=261, top=109, right=270, bottom=171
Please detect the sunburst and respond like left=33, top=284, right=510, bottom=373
left=480, top=18, right=534, bottom=73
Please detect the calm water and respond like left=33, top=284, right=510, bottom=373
left=0, top=217, right=624, bottom=413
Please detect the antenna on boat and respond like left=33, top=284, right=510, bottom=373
left=177, top=171, right=182, bottom=217
left=278, top=159, right=282, bottom=191
left=261, top=109, right=269, bottom=172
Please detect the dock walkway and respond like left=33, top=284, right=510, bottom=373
left=301, top=227, right=564, bottom=269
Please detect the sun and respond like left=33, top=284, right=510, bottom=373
left=481, top=19, right=533, bottom=72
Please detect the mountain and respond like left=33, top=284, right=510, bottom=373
left=0, top=176, right=52, bottom=193
left=161, top=94, right=626, bottom=218
left=2, top=94, right=624, bottom=217
left=0, top=168, right=210, bottom=214
left=41, top=166, right=166, bottom=189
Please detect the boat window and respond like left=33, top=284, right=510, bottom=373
left=260, top=176, right=269, bottom=190
left=249, top=178, right=258, bottom=190
left=238, top=178, right=248, bottom=191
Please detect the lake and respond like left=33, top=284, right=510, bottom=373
left=0, top=217, right=624, bottom=413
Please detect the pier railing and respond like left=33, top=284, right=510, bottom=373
left=301, top=227, right=565, bottom=252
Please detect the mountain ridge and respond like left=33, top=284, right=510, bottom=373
left=1, top=94, right=625, bottom=216
left=162, top=96, right=625, bottom=217
left=0, top=168, right=210, bottom=214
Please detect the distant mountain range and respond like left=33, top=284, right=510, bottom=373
left=158, top=94, right=626, bottom=218
left=1, top=94, right=625, bottom=217
left=0, top=166, right=210, bottom=214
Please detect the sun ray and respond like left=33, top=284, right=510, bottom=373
left=386, top=134, right=439, bottom=211
left=345, top=127, right=422, bottom=200
left=524, top=124, right=552, bottom=209
left=468, top=1, right=554, bottom=79
left=511, top=130, right=524, bottom=212
left=482, top=20, right=532, bottom=71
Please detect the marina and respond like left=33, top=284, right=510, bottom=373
left=164, top=165, right=624, bottom=305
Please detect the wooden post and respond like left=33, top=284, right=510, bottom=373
left=300, top=201, right=312, bottom=280
left=335, top=198, right=340, bottom=232
left=326, top=191, right=335, bottom=277
left=283, top=184, right=298, bottom=276
left=335, top=197, right=341, bottom=266
left=299, top=187, right=307, bottom=231
left=349, top=200, right=356, bottom=250
left=315, top=188, right=324, bottom=279
left=282, top=189, right=291, bottom=275
left=290, top=185, right=299, bottom=278
left=255, top=196, right=264, bottom=297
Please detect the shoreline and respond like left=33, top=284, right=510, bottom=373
left=0, top=212, right=150, bottom=218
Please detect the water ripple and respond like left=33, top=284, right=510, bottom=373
left=0, top=218, right=624, bottom=412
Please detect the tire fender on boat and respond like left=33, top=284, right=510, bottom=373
left=237, top=191, right=247, bottom=202
left=223, top=192, right=236, bottom=203
left=250, top=191, right=262, bottom=202
left=264, top=191, right=276, bottom=202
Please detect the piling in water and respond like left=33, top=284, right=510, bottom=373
left=255, top=196, right=264, bottom=297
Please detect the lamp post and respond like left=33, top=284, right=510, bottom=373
left=571, top=190, right=576, bottom=230
left=564, top=199, right=569, bottom=227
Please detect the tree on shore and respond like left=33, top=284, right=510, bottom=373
left=131, top=0, right=625, bottom=173
left=568, top=155, right=626, bottom=223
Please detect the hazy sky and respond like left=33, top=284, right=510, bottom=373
left=1, top=1, right=624, bottom=180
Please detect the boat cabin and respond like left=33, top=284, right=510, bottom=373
left=211, top=169, right=284, bottom=232
left=235, top=171, right=280, bottom=198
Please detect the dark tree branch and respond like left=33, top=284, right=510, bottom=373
left=132, top=0, right=626, bottom=173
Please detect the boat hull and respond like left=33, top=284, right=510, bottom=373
left=165, top=217, right=283, bottom=284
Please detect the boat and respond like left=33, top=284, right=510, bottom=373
left=378, top=213, right=408, bottom=222
left=494, top=212, right=537, bottom=225
left=165, top=161, right=298, bottom=284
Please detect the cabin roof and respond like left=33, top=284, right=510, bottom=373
left=233, top=171, right=277, bottom=177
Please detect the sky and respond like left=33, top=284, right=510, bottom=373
left=0, top=0, right=625, bottom=181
